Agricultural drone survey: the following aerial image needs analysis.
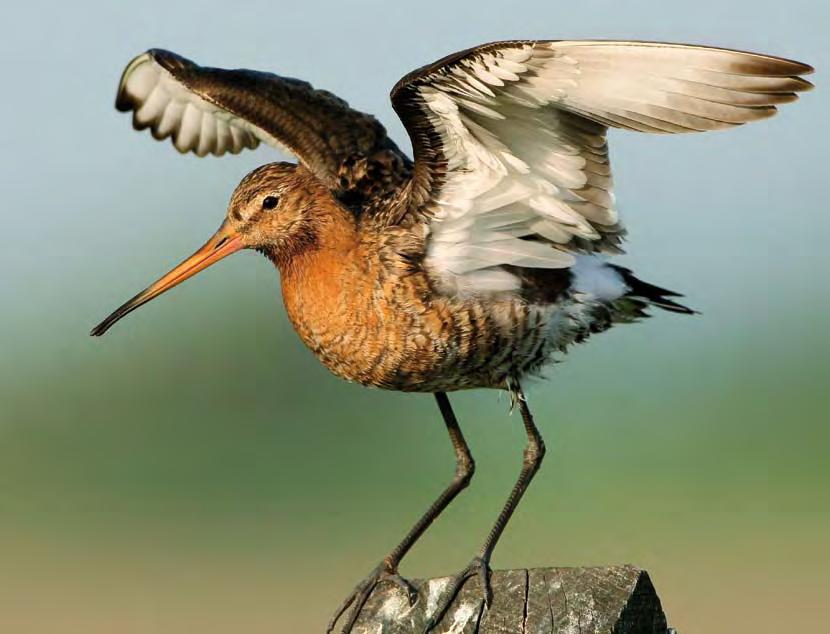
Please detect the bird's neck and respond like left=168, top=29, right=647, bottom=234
left=275, top=198, right=359, bottom=275
left=275, top=202, right=363, bottom=352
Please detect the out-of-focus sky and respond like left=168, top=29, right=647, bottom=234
left=1, top=1, right=826, bottom=632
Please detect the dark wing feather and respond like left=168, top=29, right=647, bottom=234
left=116, top=49, right=411, bottom=210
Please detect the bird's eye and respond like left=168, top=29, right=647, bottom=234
left=262, top=196, right=280, bottom=210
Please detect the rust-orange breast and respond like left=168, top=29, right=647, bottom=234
left=278, top=217, right=570, bottom=392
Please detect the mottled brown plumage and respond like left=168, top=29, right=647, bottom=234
left=91, top=40, right=812, bottom=633
left=217, top=163, right=577, bottom=392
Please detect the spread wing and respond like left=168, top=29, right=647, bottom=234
left=390, top=40, right=813, bottom=293
left=116, top=49, right=410, bottom=208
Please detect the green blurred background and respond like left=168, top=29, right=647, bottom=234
left=1, top=1, right=826, bottom=632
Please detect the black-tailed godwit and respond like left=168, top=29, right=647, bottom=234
left=91, top=40, right=813, bottom=632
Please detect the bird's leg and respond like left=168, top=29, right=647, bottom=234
left=328, top=392, right=475, bottom=634
left=425, top=380, right=545, bottom=632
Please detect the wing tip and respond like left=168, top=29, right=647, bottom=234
left=115, top=48, right=194, bottom=111
left=744, top=54, right=815, bottom=78
left=115, top=51, right=153, bottom=111
left=774, top=57, right=815, bottom=77
left=792, top=75, right=815, bottom=92
left=115, top=48, right=234, bottom=159
left=172, top=137, right=192, bottom=155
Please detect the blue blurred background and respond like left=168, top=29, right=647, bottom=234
left=1, top=1, right=826, bottom=632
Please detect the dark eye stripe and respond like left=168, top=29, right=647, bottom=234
left=262, top=195, right=279, bottom=210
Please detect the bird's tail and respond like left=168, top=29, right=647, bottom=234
left=607, top=265, right=696, bottom=321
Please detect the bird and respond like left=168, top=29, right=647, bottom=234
left=91, top=40, right=812, bottom=632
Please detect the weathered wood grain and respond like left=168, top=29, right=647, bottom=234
left=349, top=565, right=672, bottom=633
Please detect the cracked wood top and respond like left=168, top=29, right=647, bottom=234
left=349, top=565, right=669, bottom=633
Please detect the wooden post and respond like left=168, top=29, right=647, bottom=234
left=349, top=565, right=673, bottom=633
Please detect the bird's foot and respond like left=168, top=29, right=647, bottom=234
left=423, top=555, right=491, bottom=632
left=327, top=560, right=417, bottom=633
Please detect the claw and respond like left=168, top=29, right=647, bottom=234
left=423, top=556, right=491, bottom=632
left=388, top=572, right=418, bottom=606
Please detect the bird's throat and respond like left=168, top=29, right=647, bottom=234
left=275, top=201, right=359, bottom=277
left=276, top=204, right=365, bottom=361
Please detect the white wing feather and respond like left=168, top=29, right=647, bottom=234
left=404, top=41, right=812, bottom=294
left=118, top=53, right=263, bottom=157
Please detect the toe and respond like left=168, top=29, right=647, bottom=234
left=328, top=575, right=375, bottom=633
left=329, top=563, right=417, bottom=633
left=327, top=596, right=355, bottom=633
left=474, top=557, right=492, bottom=606
left=425, top=557, right=492, bottom=630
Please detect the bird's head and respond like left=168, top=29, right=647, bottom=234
left=225, top=162, right=323, bottom=257
left=91, top=162, right=332, bottom=336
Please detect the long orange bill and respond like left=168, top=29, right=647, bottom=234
left=90, top=220, right=244, bottom=336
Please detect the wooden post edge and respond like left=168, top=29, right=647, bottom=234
left=350, top=565, right=675, bottom=633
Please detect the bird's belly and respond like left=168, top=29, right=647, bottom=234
left=309, top=297, right=587, bottom=393
left=279, top=232, right=602, bottom=392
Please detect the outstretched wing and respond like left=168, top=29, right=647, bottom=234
left=390, top=40, right=813, bottom=293
left=116, top=49, right=411, bottom=208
